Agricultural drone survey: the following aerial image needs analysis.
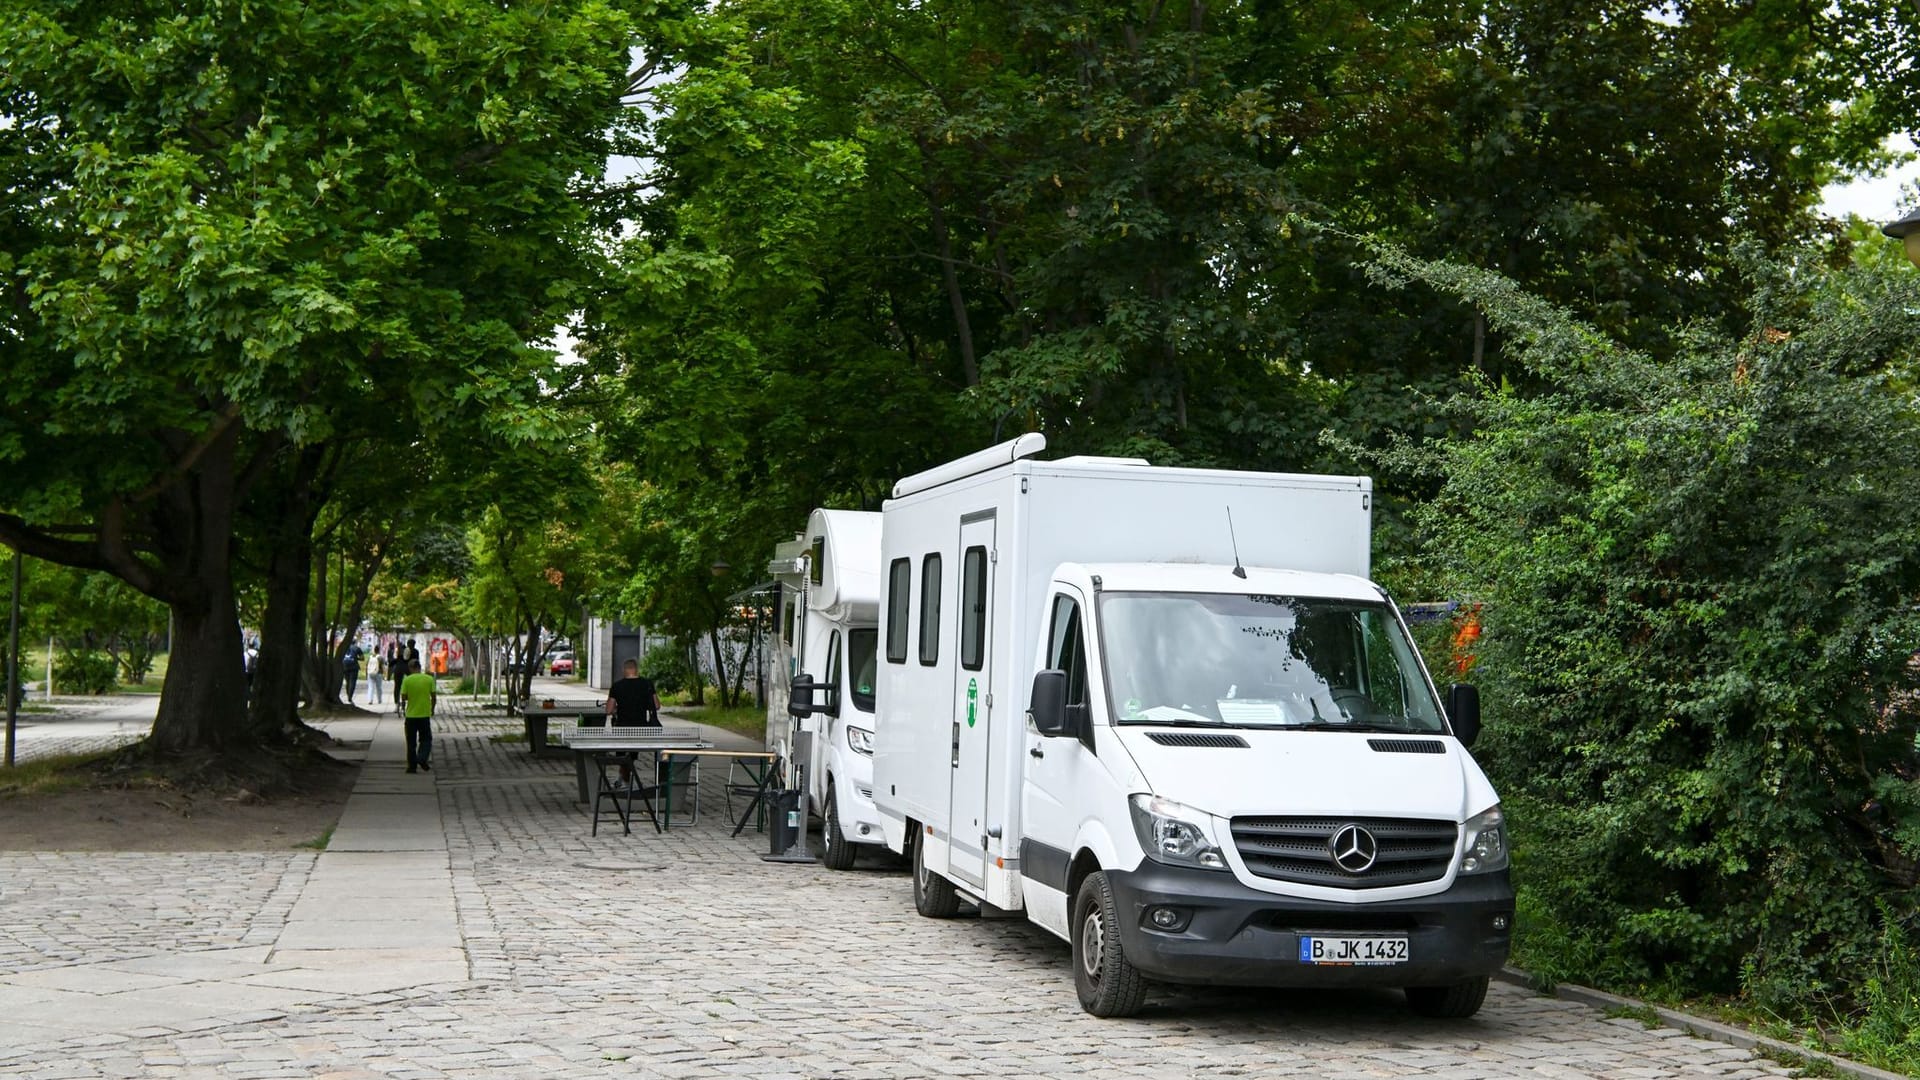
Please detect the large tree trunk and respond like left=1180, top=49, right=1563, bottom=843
left=250, top=519, right=314, bottom=737
left=147, top=430, right=249, bottom=753
left=250, top=445, right=325, bottom=735
left=307, top=543, right=336, bottom=706
left=152, top=595, right=248, bottom=752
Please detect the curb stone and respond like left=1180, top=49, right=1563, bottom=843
left=1494, top=967, right=1912, bottom=1080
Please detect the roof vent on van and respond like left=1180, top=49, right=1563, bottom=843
left=1145, top=731, right=1249, bottom=748
left=1368, top=739, right=1446, bottom=754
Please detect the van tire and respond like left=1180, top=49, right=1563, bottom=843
left=1072, top=871, right=1147, bottom=1017
left=820, top=782, right=855, bottom=871
left=912, top=832, right=960, bottom=918
left=1405, top=975, right=1490, bottom=1018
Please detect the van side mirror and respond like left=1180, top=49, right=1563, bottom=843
left=788, top=674, right=815, bottom=718
left=1446, top=684, right=1482, bottom=748
left=1029, top=670, right=1069, bottom=736
left=788, top=674, right=841, bottom=718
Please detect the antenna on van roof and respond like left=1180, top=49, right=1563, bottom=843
left=1226, top=507, right=1247, bottom=579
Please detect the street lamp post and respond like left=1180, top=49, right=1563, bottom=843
left=6, top=550, right=20, bottom=768
left=1883, top=207, right=1920, bottom=269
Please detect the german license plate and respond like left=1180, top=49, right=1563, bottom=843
left=1299, top=935, right=1409, bottom=965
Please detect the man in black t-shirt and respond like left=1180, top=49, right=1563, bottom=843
left=606, top=659, right=661, bottom=726
left=605, top=659, right=661, bottom=788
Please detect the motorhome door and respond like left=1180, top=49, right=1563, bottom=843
left=947, top=512, right=997, bottom=889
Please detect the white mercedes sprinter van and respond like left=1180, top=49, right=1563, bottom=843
left=871, top=435, right=1512, bottom=1017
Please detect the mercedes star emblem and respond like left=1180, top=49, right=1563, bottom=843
left=1330, top=823, right=1378, bottom=874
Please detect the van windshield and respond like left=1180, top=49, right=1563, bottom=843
left=1097, top=592, right=1444, bottom=732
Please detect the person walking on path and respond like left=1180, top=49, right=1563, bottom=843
left=388, top=640, right=406, bottom=716
left=367, top=650, right=385, bottom=706
left=400, top=659, right=436, bottom=773
left=340, top=643, right=361, bottom=705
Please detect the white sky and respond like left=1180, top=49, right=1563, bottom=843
left=1819, top=134, right=1920, bottom=222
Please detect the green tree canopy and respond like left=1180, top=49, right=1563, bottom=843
left=0, top=0, right=636, bottom=751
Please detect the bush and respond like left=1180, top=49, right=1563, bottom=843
left=1373, top=245, right=1920, bottom=1011
left=639, top=642, right=690, bottom=695
left=53, top=650, right=119, bottom=695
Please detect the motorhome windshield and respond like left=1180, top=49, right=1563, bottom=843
left=1098, top=592, right=1444, bottom=732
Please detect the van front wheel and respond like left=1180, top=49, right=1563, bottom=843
left=820, top=783, right=855, bottom=871
left=1405, top=975, right=1490, bottom=1018
left=1071, top=871, right=1147, bottom=1017
left=912, top=832, right=960, bottom=918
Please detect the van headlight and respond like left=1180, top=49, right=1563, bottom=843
left=846, top=725, right=874, bottom=756
left=1458, top=805, right=1508, bottom=875
left=1129, top=794, right=1227, bottom=871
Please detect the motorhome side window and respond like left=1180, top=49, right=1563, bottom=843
left=848, top=629, right=878, bottom=711
left=1047, top=594, right=1090, bottom=707
left=826, top=630, right=842, bottom=713
left=960, top=545, right=987, bottom=671
left=918, top=553, right=942, bottom=665
left=779, top=587, right=792, bottom=646
left=886, top=558, right=910, bottom=663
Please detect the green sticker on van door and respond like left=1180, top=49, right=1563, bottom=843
left=967, top=678, right=978, bottom=727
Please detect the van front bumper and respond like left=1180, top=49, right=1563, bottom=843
left=1104, top=863, right=1513, bottom=988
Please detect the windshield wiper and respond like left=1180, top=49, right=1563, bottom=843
left=1287, top=721, right=1426, bottom=734
left=1125, top=715, right=1226, bottom=728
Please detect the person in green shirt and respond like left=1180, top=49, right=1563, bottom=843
left=399, top=659, right=436, bottom=773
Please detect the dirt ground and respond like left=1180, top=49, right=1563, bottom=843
left=0, top=760, right=361, bottom=852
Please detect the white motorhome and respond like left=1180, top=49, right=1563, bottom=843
left=765, top=509, right=886, bottom=869
left=872, top=435, right=1512, bottom=1018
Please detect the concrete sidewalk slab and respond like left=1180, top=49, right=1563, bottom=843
left=274, top=919, right=461, bottom=950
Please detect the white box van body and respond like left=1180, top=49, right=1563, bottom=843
left=872, top=435, right=1512, bottom=1017
left=765, top=509, right=886, bottom=869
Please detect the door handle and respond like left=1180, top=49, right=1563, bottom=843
left=1029, top=746, right=1044, bottom=759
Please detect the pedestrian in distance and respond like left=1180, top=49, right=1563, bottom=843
left=368, top=649, right=385, bottom=705
left=388, top=640, right=406, bottom=716
left=340, top=643, right=361, bottom=705
left=400, top=658, right=436, bottom=773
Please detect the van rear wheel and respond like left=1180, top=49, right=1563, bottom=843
left=1071, top=871, right=1147, bottom=1017
left=820, top=783, right=855, bottom=871
left=1405, top=975, right=1490, bottom=1018
left=911, top=832, right=960, bottom=918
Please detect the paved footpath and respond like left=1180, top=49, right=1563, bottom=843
left=0, top=695, right=1807, bottom=1079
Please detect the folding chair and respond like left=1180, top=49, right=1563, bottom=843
left=658, top=755, right=699, bottom=827
left=590, top=751, right=660, bottom=836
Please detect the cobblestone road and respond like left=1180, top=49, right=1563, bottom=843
left=0, top=697, right=1804, bottom=1079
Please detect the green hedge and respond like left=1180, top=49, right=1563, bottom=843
left=1374, top=245, right=1920, bottom=1013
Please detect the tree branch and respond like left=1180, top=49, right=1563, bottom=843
left=127, top=402, right=243, bottom=505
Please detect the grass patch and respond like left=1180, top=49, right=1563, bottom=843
left=1751, top=1046, right=1840, bottom=1079
left=1567, top=970, right=1920, bottom=1078
left=669, top=703, right=766, bottom=739
left=0, top=751, right=113, bottom=797
left=1605, top=1004, right=1662, bottom=1029
left=490, top=731, right=526, bottom=744
left=295, top=825, right=335, bottom=850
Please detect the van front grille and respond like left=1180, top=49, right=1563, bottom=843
left=1230, top=816, right=1456, bottom=889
